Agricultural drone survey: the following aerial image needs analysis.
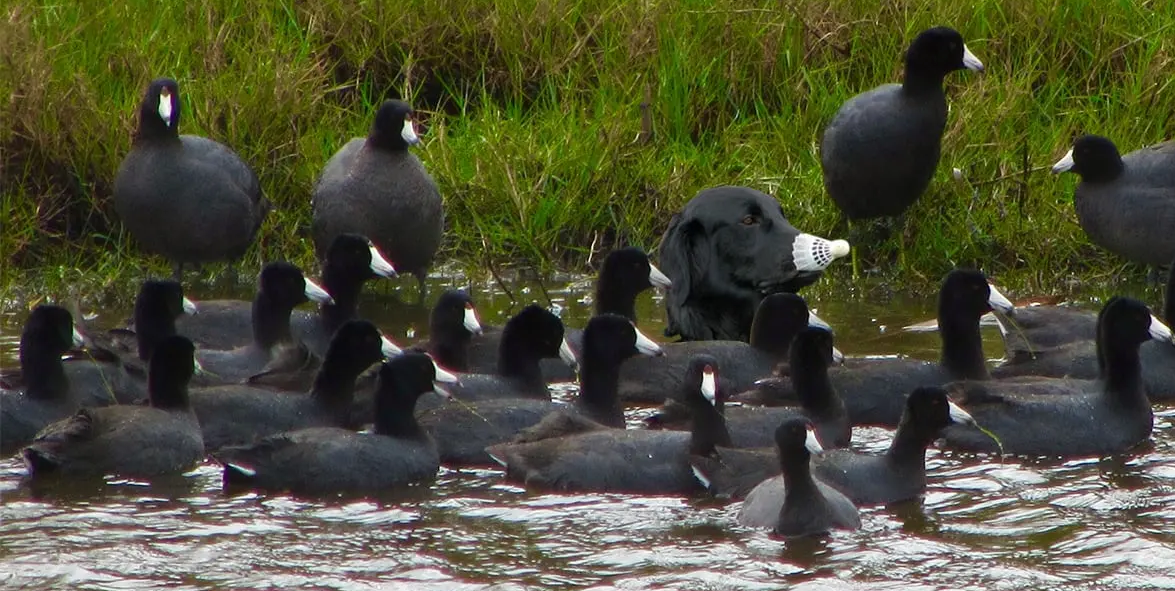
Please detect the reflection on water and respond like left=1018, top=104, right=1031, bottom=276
left=3, top=268, right=1175, bottom=590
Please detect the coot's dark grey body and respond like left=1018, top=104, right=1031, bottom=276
left=822, top=27, right=982, bottom=222
left=113, top=78, right=268, bottom=277
left=312, top=100, right=443, bottom=286
left=1052, top=135, right=1175, bottom=266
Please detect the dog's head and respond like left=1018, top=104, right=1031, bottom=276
left=659, top=186, right=822, bottom=341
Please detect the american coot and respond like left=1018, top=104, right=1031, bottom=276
left=312, top=99, right=442, bottom=292
left=648, top=326, right=851, bottom=449
left=416, top=314, right=662, bottom=466
left=214, top=352, right=457, bottom=494
left=179, top=234, right=395, bottom=352
left=422, top=290, right=483, bottom=372
left=618, top=292, right=835, bottom=404
left=466, top=247, right=672, bottom=381
left=21, top=336, right=204, bottom=479
left=1, top=306, right=87, bottom=455
left=821, top=27, right=983, bottom=276
left=78, top=279, right=198, bottom=404
left=113, top=78, right=269, bottom=279
left=192, top=262, right=334, bottom=385
left=730, top=419, right=861, bottom=537
left=190, top=320, right=398, bottom=451
left=484, top=355, right=730, bottom=494
left=1052, top=135, right=1175, bottom=267
left=659, top=186, right=844, bottom=342
left=941, top=296, right=1171, bottom=456
left=441, top=305, right=567, bottom=402
left=739, top=269, right=1011, bottom=427
left=693, top=387, right=974, bottom=504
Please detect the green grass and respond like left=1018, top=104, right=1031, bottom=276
left=4, top=0, right=1175, bottom=307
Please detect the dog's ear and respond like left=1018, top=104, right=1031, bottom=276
left=659, top=213, right=710, bottom=338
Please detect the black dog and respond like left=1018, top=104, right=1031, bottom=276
left=659, top=186, right=823, bottom=341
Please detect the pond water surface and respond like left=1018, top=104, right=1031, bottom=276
left=2, top=269, right=1174, bottom=590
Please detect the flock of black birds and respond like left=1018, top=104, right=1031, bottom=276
left=5, top=25, right=1175, bottom=540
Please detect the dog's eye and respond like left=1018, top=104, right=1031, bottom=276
left=740, top=215, right=758, bottom=226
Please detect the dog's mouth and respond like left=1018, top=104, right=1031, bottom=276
left=754, top=270, right=822, bottom=295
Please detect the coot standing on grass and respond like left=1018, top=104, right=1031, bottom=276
left=1051, top=134, right=1175, bottom=267
left=312, top=99, right=443, bottom=295
left=113, top=77, right=269, bottom=280
left=821, top=27, right=984, bottom=275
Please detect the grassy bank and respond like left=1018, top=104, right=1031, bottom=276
left=3, top=0, right=1175, bottom=306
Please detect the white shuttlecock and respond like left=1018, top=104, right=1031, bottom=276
left=792, top=234, right=851, bottom=272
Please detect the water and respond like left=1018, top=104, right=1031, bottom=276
left=3, top=270, right=1174, bottom=590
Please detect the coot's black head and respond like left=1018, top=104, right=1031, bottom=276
left=137, top=77, right=181, bottom=139
left=903, top=386, right=975, bottom=432
left=431, top=289, right=482, bottom=337
left=938, top=269, right=1014, bottom=322
left=1099, top=296, right=1174, bottom=350
left=325, top=234, right=398, bottom=280
left=20, top=305, right=82, bottom=360
left=137, top=279, right=198, bottom=323
left=905, top=27, right=984, bottom=83
left=1051, top=135, right=1125, bottom=183
left=370, top=99, right=420, bottom=150
left=580, top=313, right=664, bottom=367
left=258, top=261, right=333, bottom=308
left=774, top=417, right=823, bottom=464
left=148, top=335, right=198, bottom=408
left=503, top=304, right=565, bottom=358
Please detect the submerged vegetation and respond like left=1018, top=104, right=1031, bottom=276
left=3, top=0, right=1175, bottom=304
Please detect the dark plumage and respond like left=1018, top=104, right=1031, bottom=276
left=442, top=305, right=567, bottom=402
left=190, top=320, right=395, bottom=451
left=312, top=99, right=443, bottom=290
left=736, top=269, right=1011, bottom=427
left=693, top=387, right=974, bottom=504
left=731, top=419, right=860, bottom=537
left=1, top=306, right=86, bottom=454
left=466, top=247, right=672, bottom=380
left=417, top=314, right=662, bottom=466
left=189, top=262, right=334, bottom=385
left=484, top=355, right=730, bottom=494
left=79, top=279, right=199, bottom=403
left=21, top=336, right=204, bottom=479
left=821, top=27, right=983, bottom=222
left=178, top=234, right=395, bottom=353
left=659, top=186, right=828, bottom=342
left=617, top=292, right=830, bottom=403
left=942, top=297, right=1170, bottom=457
left=1051, top=135, right=1175, bottom=267
left=422, top=290, right=484, bottom=372
left=215, top=353, right=454, bottom=494
left=113, top=77, right=269, bottom=279
left=648, top=326, right=850, bottom=449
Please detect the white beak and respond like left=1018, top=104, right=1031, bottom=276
left=401, top=119, right=420, bottom=146
left=700, top=367, right=717, bottom=404
left=182, top=296, right=198, bottom=315
left=986, top=282, right=1015, bottom=314
left=633, top=326, right=664, bottom=357
left=948, top=401, right=976, bottom=425
left=1051, top=149, right=1075, bottom=174
left=432, top=360, right=461, bottom=384
left=463, top=304, right=483, bottom=335
left=1149, top=315, right=1174, bottom=343
left=367, top=243, right=398, bottom=278
left=559, top=338, right=579, bottom=369
left=807, top=311, right=832, bottom=331
left=961, top=44, right=984, bottom=72
left=380, top=335, right=403, bottom=358
left=71, top=326, right=85, bottom=348
left=303, top=277, right=334, bottom=305
left=831, top=346, right=845, bottom=364
left=193, top=357, right=206, bottom=375
left=157, top=92, right=173, bottom=126
left=648, top=263, right=673, bottom=290
left=804, top=427, right=824, bottom=454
